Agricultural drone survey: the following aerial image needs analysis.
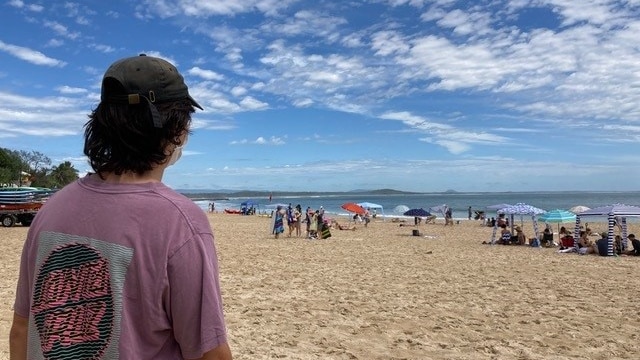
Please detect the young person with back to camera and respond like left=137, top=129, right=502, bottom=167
left=10, top=54, right=232, bottom=360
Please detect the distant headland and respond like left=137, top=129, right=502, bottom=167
left=177, top=188, right=422, bottom=201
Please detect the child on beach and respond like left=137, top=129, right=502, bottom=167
left=10, top=55, right=232, bottom=359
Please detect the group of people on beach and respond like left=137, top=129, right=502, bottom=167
left=272, top=204, right=370, bottom=239
left=488, top=222, right=640, bottom=257
left=272, top=204, right=331, bottom=240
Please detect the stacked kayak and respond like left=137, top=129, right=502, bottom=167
left=0, top=187, right=53, bottom=226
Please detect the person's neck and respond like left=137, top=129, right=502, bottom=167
left=97, top=167, right=165, bottom=184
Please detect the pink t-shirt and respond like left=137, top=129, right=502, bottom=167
left=14, top=175, right=228, bottom=359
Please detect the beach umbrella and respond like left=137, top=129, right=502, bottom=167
left=486, top=203, right=513, bottom=211
left=538, top=209, right=576, bottom=233
left=569, top=205, right=590, bottom=214
left=497, top=203, right=545, bottom=215
left=393, top=205, right=410, bottom=215
left=538, top=209, right=576, bottom=223
left=341, top=202, right=366, bottom=215
left=491, top=203, right=545, bottom=243
left=403, top=208, right=431, bottom=217
left=429, top=204, right=448, bottom=216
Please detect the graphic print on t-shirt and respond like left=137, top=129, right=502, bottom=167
left=30, top=234, right=133, bottom=359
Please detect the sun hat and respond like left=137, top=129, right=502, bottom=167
left=101, top=54, right=202, bottom=127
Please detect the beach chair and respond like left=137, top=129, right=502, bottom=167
left=424, top=215, right=436, bottom=224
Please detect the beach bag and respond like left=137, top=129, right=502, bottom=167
left=530, top=238, right=540, bottom=247
left=561, top=236, right=575, bottom=249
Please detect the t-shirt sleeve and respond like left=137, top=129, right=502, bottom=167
left=14, top=234, right=34, bottom=318
left=167, top=233, right=228, bottom=359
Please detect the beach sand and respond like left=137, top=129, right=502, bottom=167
left=1, top=214, right=640, bottom=359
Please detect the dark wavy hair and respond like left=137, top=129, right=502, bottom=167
left=84, top=100, right=194, bottom=176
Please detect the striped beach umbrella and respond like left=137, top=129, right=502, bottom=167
left=538, top=209, right=577, bottom=236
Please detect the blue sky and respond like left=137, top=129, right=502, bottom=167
left=1, top=0, right=639, bottom=192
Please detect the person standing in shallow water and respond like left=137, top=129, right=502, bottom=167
left=10, top=54, right=232, bottom=360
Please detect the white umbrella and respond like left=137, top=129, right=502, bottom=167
left=570, top=205, right=590, bottom=214
left=393, top=205, right=410, bottom=215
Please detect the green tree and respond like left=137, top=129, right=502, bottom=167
left=0, top=148, right=28, bottom=186
left=48, top=161, right=79, bottom=188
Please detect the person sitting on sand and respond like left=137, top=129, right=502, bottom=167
left=540, top=227, right=555, bottom=247
left=514, top=226, right=526, bottom=245
left=623, top=234, right=640, bottom=256
left=498, top=224, right=511, bottom=245
left=578, top=231, right=597, bottom=255
left=332, top=220, right=356, bottom=231
left=594, top=232, right=618, bottom=256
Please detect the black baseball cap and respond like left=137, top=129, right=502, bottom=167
left=100, top=54, right=203, bottom=127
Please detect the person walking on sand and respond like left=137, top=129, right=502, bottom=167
left=445, top=207, right=453, bottom=226
left=10, top=55, right=232, bottom=360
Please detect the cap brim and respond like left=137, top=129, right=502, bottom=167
left=188, top=95, right=203, bottom=110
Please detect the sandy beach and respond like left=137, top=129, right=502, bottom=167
left=2, top=213, right=640, bottom=359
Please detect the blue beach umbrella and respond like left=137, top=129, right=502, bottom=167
left=538, top=209, right=576, bottom=224
left=538, top=209, right=577, bottom=234
left=403, top=208, right=431, bottom=217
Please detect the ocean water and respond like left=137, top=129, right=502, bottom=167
left=192, top=191, right=640, bottom=220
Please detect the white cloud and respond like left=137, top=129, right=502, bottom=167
left=56, top=86, right=88, bottom=95
left=45, top=39, right=64, bottom=48
left=239, top=96, right=268, bottom=110
left=380, top=111, right=509, bottom=154
left=0, top=41, right=66, bottom=67
left=141, top=0, right=298, bottom=17
left=370, top=31, right=410, bottom=57
left=89, top=44, right=115, bottom=53
left=187, top=67, right=224, bottom=80
left=43, top=21, right=80, bottom=40
left=8, top=0, right=24, bottom=8
left=230, top=136, right=285, bottom=145
left=230, top=86, right=247, bottom=97
left=7, top=0, right=40, bottom=11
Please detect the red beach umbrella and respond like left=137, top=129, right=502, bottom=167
left=341, top=202, right=366, bottom=215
